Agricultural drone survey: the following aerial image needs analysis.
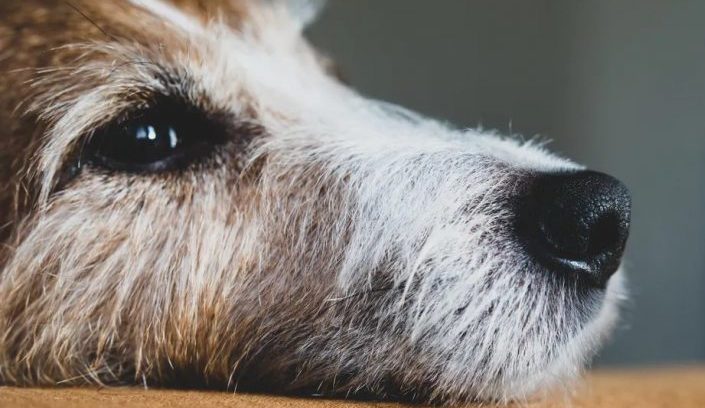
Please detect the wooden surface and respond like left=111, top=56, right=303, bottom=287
left=1, top=366, right=704, bottom=408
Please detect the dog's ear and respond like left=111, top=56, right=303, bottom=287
left=283, top=0, right=327, bottom=28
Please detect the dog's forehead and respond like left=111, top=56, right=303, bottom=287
left=0, top=0, right=304, bottom=57
left=0, top=0, right=321, bottom=116
left=122, top=0, right=255, bottom=35
left=152, top=0, right=320, bottom=26
left=158, top=0, right=250, bottom=21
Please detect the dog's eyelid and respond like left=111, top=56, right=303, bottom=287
left=77, top=95, right=242, bottom=174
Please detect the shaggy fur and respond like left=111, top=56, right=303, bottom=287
left=0, top=0, right=626, bottom=404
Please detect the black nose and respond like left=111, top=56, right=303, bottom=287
left=518, top=170, right=631, bottom=288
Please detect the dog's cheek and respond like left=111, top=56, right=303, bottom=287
left=0, top=172, right=236, bottom=383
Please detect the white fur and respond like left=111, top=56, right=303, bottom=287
left=128, top=0, right=204, bottom=35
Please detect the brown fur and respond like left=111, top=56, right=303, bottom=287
left=0, top=0, right=179, bottom=242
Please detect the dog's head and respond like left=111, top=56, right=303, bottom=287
left=0, top=0, right=631, bottom=404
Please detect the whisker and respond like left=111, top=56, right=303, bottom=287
left=64, top=1, right=120, bottom=43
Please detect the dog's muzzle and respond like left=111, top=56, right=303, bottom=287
left=518, top=170, right=632, bottom=288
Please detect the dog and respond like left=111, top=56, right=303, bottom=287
left=0, top=0, right=631, bottom=404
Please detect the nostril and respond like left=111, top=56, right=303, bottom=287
left=589, top=211, right=623, bottom=256
left=518, top=170, right=632, bottom=288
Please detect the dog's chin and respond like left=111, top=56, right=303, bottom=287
left=415, top=267, right=626, bottom=404
left=483, top=269, right=625, bottom=403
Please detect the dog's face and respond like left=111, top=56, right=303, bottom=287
left=0, top=0, right=631, bottom=404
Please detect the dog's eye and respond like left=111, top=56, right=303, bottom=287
left=84, top=101, right=226, bottom=173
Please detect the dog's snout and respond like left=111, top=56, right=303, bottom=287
left=519, top=170, right=632, bottom=288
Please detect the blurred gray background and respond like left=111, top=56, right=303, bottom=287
left=308, top=0, right=705, bottom=367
